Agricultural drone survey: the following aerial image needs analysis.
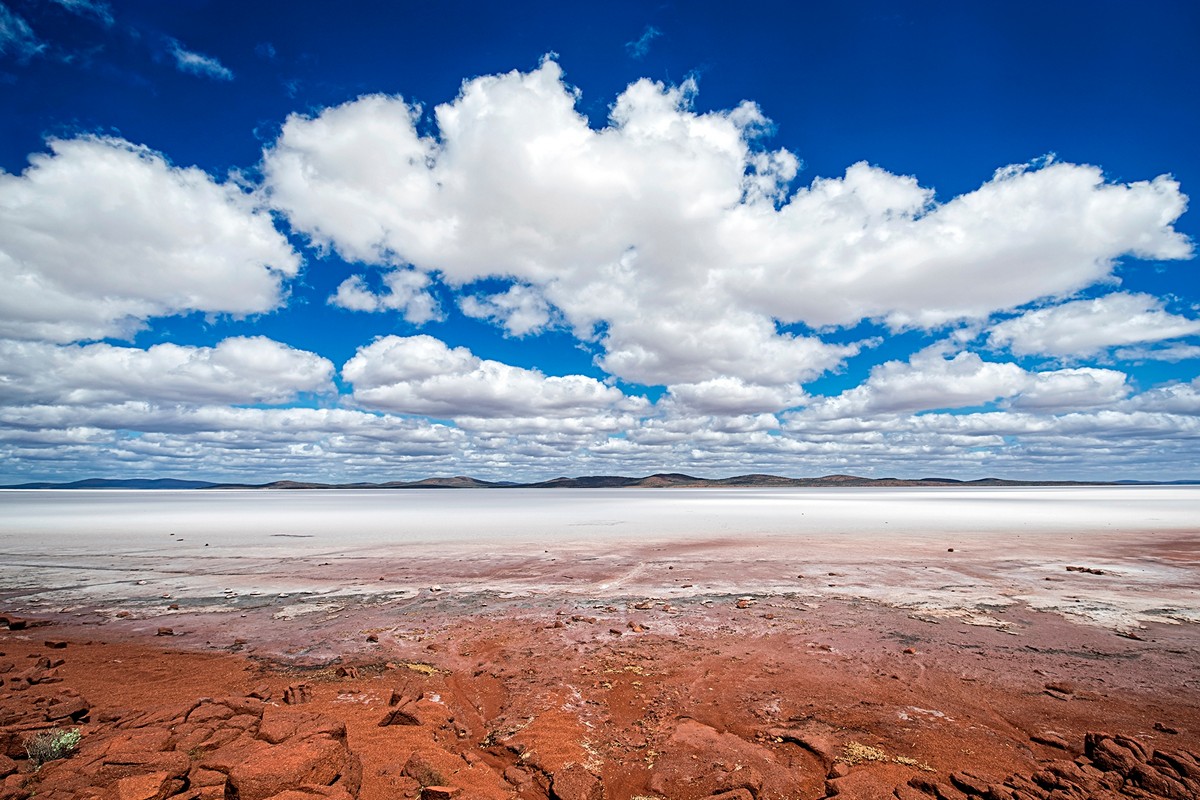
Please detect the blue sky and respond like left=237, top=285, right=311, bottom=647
left=1, top=0, right=1198, bottom=483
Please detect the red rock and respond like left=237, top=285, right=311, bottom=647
left=262, top=788, right=355, bottom=800
left=155, top=628, right=173, bottom=637
left=765, top=724, right=838, bottom=768
left=365, top=634, right=379, bottom=643
left=257, top=707, right=347, bottom=746
left=402, top=750, right=447, bottom=787
left=44, top=694, right=89, bottom=722
left=1044, top=681, right=1076, bottom=695
left=552, top=762, right=603, bottom=800
left=378, top=706, right=421, bottom=726
left=950, top=770, right=995, bottom=795
left=1030, top=731, right=1071, bottom=750
left=334, top=666, right=359, bottom=679
left=422, top=787, right=461, bottom=800
left=282, top=684, right=312, bottom=705
left=43, top=641, right=67, bottom=650
left=0, top=755, right=15, bottom=779
left=226, top=735, right=359, bottom=800
left=113, top=771, right=179, bottom=800
left=826, top=765, right=912, bottom=798
left=1087, top=732, right=1146, bottom=773
left=189, top=766, right=228, bottom=788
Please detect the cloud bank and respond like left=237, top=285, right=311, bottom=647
left=0, top=59, right=1197, bottom=483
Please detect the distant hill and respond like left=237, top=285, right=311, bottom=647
left=5, top=473, right=1198, bottom=490
left=1, top=478, right=218, bottom=490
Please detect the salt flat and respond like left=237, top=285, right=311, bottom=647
left=1, top=486, right=1198, bottom=631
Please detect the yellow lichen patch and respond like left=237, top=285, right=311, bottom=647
left=841, top=741, right=933, bottom=771
left=401, top=662, right=440, bottom=675
left=842, top=741, right=889, bottom=765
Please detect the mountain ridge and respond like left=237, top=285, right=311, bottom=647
left=5, top=473, right=1199, bottom=490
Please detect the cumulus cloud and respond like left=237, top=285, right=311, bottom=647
left=330, top=268, right=443, bottom=323
left=168, top=37, right=233, bottom=80
left=987, top=292, right=1200, bottom=358
left=460, top=284, right=552, bottom=337
left=798, top=347, right=1130, bottom=421
left=262, top=59, right=1190, bottom=391
left=0, top=337, right=334, bottom=405
left=342, top=334, right=647, bottom=418
left=663, top=377, right=807, bottom=415
left=0, top=136, right=299, bottom=343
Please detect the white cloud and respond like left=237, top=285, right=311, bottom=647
left=798, top=347, right=1130, bottom=420
left=262, top=59, right=1190, bottom=391
left=1008, top=367, right=1131, bottom=411
left=330, top=268, right=443, bottom=324
left=168, top=38, right=233, bottom=80
left=0, top=136, right=300, bottom=343
left=0, top=337, right=334, bottom=405
left=0, top=3, right=42, bottom=61
left=460, top=284, right=552, bottom=337
left=1113, top=343, right=1200, bottom=363
left=342, top=334, right=647, bottom=418
left=988, top=293, right=1200, bottom=358
left=663, top=377, right=806, bottom=415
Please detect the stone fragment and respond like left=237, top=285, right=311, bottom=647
left=552, top=762, right=603, bottom=800
left=402, top=750, right=447, bottom=787
left=283, top=684, right=312, bottom=705
left=950, top=770, right=995, bottom=795
left=378, top=706, right=421, bottom=726
left=44, top=694, right=89, bottom=722
left=422, top=787, right=461, bottom=800
left=1030, top=731, right=1071, bottom=750
left=334, top=666, right=359, bottom=679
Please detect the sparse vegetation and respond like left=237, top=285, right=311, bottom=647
left=25, top=728, right=81, bottom=767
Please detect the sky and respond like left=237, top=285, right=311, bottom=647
left=1, top=0, right=1198, bottom=484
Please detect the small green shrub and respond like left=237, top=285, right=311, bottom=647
left=24, top=728, right=81, bottom=767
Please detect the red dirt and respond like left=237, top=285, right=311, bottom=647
left=2, top=593, right=1199, bottom=799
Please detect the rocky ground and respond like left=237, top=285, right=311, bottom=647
left=2, top=591, right=1199, bottom=800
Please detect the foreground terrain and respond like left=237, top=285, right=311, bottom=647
left=1, top=488, right=1198, bottom=798
left=2, top=592, right=1199, bottom=800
